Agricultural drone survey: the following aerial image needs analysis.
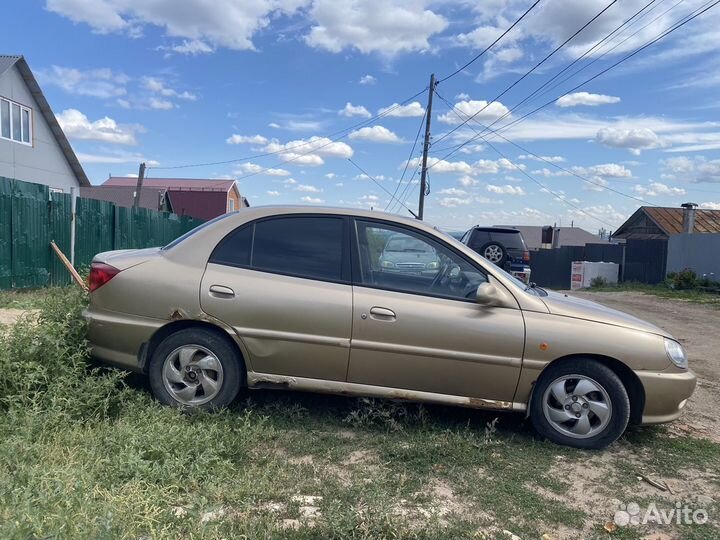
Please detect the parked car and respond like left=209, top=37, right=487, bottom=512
left=379, top=233, right=441, bottom=276
left=84, top=207, right=695, bottom=449
left=461, top=226, right=532, bottom=284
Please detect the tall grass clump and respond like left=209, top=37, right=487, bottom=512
left=0, top=287, right=127, bottom=421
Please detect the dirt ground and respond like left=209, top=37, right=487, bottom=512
left=0, top=308, right=30, bottom=327
left=572, top=290, right=720, bottom=443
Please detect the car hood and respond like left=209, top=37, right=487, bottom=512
left=540, top=290, right=671, bottom=338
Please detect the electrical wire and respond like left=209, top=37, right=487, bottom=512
left=347, top=158, right=418, bottom=218
left=148, top=86, right=428, bottom=172
left=385, top=108, right=427, bottom=212
left=432, top=0, right=619, bottom=148
left=434, top=90, right=657, bottom=207
left=432, top=0, right=720, bottom=164
left=438, top=0, right=543, bottom=83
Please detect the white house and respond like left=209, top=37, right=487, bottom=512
left=0, top=54, right=89, bottom=191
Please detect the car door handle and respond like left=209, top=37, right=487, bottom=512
left=209, top=285, right=235, bottom=298
left=369, top=306, right=396, bottom=320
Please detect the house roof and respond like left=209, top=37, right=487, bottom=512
left=104, top=176, right=237, bottom=192
left=79, top=185, right=167, bottom=211
left=166, top=190, right=228, bottom=221
left=614, top=206, right=720, bottom=239
left=1, top=55, right=90, bottom=186
left=500, top=225, right=604, bottom=250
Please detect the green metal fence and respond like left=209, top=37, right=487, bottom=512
left=0, top=176, right=204, bottom=289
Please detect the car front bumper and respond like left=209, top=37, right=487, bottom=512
left=637, top=368, right=697, bottom=424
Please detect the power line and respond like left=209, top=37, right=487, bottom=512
left=385, top=107, right=427, bottom=211
left=434, top=90, right=656, bottom=207
left=148, top=87, right=428, bottom=172
left=432, top=0, right=619, bottom=148
left=438, top=0, right=543, bottom=83
left=433, top=0, right=720, bottom=164
left=389, top=160, right=422, bottom=214
left=347, top=158, right=418, bottom=218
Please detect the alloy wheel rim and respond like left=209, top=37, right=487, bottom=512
left=484, top=245, right=503, bottom=263
left=542, top=374, right=612, bottom=439
left=161, top=345, right=224, bottom=406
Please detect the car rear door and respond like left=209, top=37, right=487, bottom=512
left=200, top=215, right=353, bottom=381
left=348, top=218, right=525, bottom=402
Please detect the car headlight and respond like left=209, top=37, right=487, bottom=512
left=426, top=261, right=439, bottom=269
left=664, top=338, right=687, bottom=369
left=380, top=260, right=395, bottom=268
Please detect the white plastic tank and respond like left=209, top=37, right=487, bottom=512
left=570, top=261, right=619, bottom=290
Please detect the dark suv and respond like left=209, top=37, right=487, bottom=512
left=460, top=226, right=532, bottom=284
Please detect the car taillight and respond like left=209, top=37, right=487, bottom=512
left=523, top=250, right=530, bottom=262
left=88, top=262, right=120, bottom=292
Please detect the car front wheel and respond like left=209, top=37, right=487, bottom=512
left=148, top=327, right=242, bottom=409
left=529, top=359, right=630, bottom=449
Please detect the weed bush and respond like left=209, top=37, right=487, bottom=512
left=0, top=287, right=127, bottom=421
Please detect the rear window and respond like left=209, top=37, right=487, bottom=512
left=489, top=231, right=526, bottom=250
left=163, top=212, right=236, bottom=250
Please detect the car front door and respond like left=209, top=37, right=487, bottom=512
left=200, top=215, right=352, bottom=381
left=348, top=219, right=525, bottom=401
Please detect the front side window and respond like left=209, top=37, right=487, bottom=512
left=355, top=220, right=486, bottom=301
left=0, top=98, right=31, bottom=144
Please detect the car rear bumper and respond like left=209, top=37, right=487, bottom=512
left=83, top=306, right=163, bottom=371
left=637, top=368, right=697, bottom=424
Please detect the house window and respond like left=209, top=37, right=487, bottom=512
left=0, top=97, right=32, bottom=145
left=228, top=198, right=235, bottom=212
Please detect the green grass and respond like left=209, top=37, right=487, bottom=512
left=0, top=287, right=718, bottom=539
left=581, top=282, right=720, bottom=308
left=0, top=287, right=51, bottom=309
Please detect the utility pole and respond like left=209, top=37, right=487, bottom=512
left=133, top=162, right=146, bottom=208
left=418, top=73, right=436, bottom=220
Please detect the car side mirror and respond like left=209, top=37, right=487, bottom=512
left=476, top=282, right=503, bottom=306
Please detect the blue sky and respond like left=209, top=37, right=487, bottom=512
left=8, top=0, right=720, bottom=231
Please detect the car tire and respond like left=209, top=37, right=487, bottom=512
left=148, top=327, right=243, bottom=410
left=481, top=242, right=507, bottom=266
left=529, top=359, right=630, bottom=449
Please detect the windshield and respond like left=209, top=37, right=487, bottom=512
left=384, top=237, right=433, bottom=253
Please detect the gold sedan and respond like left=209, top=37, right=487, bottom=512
left=84, top=207, right=696, bottom=449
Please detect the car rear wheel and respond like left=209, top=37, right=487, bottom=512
left=148, top=327, right=242, bottom=409
left=530, top=359, right=630, bottom=449
left=481, top=242, right=506, bottom=265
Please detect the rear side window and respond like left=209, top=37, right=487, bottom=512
left=469, top=230, right=490, bottom=250
left=253, top=217, right=344, bottom=281
left=211, top=216, right=345, bottom=282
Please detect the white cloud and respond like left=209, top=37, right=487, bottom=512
left=226, top=134, right=269, bottom=145
left=57, top=108, right=140, bottom=145
left=700, top=201, right=720, bottom=209
left=349, top=125, right=402, bottom=143
left=663, top=156, right=720, bottom=183
left=283, top=178, right=298, bottom=185
left=324, top=172, right=336, bottom=179
left=305, top=0, right=448, bottom=55
left=378, top=101, right=425, bottom=118
left=355, top=174, right=387, bottom=181
left=439, top=197, right=471, bottom=208
left=301, top=196, right=324, bottom=203
left=406, top=156, right=522, bottom=176
left=437, top=99, right=510, bottom=125
left=143, top=77, right=197, bottom=100
left=235, top=163, right=290, bottom=176
left=296, top=184, right=322, bottom=192
left=595, top=127, right=664, bottom=155
left=161, top=39, right=214, bottom=55
left=45, top=0, right=307, bottom=51
left=359, top=74, right=376, bottom=85
left=486, top=184, right=526, bottom=196
left=339, top=102, right=371, bottom=118
left=262, top=136, right=353, bottom=166
left=36, top=65, right=128, bottom=98
left=75, top=151, right=157, bottom=165
left=458, top=175, right=479, bottom=187
left=517, top=154, right=565, bottom=163
left=581, top=163, right=633, bottom=178
left=149, top=97, right=174, bottom=110
left=556, top=92, right=621, bottom=108
left=438, top=187, right=467, bottom=196
left=266, top=190, right=280, bottom=196
left=268, top=122, right=281, bottom=128
left=455, top=92, right=470, bottom=100
left=632, top=182, right=686, bottom=197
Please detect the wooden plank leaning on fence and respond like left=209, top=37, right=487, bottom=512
left=50, top=241, right=89, bottom=292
